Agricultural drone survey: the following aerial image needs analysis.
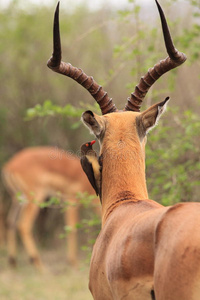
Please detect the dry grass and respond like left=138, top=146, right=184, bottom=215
left=0, top=247, right=93, bottom=300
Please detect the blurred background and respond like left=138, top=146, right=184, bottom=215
left=0, top=0, right=200, bottom=299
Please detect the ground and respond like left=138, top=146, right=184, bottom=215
left=0, top=247, right=93, bottom=300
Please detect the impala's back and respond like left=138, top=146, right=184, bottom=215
left=89, top=199, right=200, bottom=300
left=2, top=146, right=94, bottom=199
left=47, top=0, right=200, bottom=299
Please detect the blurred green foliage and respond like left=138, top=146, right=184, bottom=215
left=146, top=107, right=200, bottom=205
left=0, top=0, right=200, bottom=252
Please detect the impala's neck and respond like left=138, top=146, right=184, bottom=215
left=101, top=137, right=148, bottom=225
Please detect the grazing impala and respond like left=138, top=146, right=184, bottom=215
left=2, top=146, right=100, bottom=269
left=47, top=1, right=200, bottom=299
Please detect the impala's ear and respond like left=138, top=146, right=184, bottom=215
left=137, top=97, right=170, bottom=139
left=82, top=110, right=104, bottom=137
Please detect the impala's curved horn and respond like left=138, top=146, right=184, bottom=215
left=47, top=2, right=117, bottom=115
left=124, top=0, right=187, bottom=112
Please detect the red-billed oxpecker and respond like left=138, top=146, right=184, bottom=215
left=80, top=140, right=101, bottom=198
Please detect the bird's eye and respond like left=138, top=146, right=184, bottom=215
left=86, top=143, right=89, bottom=147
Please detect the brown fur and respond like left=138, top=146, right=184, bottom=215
left=82, top=110, right=200, bottom=300
left=2, top=146, right=100, bottom=270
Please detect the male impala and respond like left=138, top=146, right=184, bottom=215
left=47, top=1, right=200, bottom=299
left=2, top=146, right=100, bottom=269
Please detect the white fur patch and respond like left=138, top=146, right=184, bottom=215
left=146, top=98, right=170, bottom=134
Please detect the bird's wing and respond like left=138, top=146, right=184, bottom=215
left=81, top=156, right=99, bottom=196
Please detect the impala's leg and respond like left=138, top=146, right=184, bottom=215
left=17, top=193, right=44, bottom=270
left=65, top=199, right=79, bottom=266
left=6, top=199, right=22, bottom=267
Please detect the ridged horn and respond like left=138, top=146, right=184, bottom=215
left=124, top=0, right=187, bottom=112
left=47, top=2, right=117, bottom=115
